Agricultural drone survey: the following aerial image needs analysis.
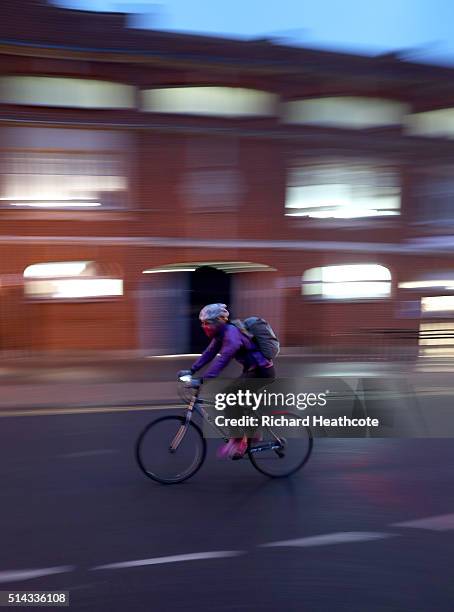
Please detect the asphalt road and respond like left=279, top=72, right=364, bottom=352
left=1, top=407, right=454, bottom=611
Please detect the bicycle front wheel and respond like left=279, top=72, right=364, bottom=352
left=136, top=416, right=206, bottom=484
left=248, top=411, right=313, bottom=478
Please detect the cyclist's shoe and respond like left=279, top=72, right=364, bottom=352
left=230, top=437, right=248, bottom=460
left=217, top=439, right=238, bottom=459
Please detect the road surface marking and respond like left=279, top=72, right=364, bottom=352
left=61, top=449, right=118, bottom=458
left=92, top=551, right=244, bottom=570
left=393, top=513, right=454, bottom=531
left=0, top=405, right=177, bottom=418
left=0, top=566, right=74, bottom=584
left=261, top=532, right=396, bottom=548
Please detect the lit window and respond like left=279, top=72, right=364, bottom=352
left=302, top=264, right=392, bottom=300
left=421, top=296, right=454, bottom=313
left=286, top=161, right=400, bottom=219
left=1, top=151, right=127, bottom=210
left=281, top=97, right=409, bottom=128
left=141, top=87, right=277, bottom=117
left=419, top=322, right=454, bottom=346
left=419, top=322, right=454, bottom=358
left=24, top=261, right=91, bottom=278
left=24, top=261, right=123, bottom=300
left=0, top=128, right=130, bottom=210
left=0, top=77, right=135, bottom=109
left=399, top=280, right=454, bottom=290
left=406, top=108, right=454, bottom=138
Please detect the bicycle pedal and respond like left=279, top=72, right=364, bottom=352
left=231, top=453, right=245, bottom=461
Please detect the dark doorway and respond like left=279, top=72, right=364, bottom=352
left=189, top=266, right=231, bottom=352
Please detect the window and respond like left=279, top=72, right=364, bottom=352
left=419, top=322, right=454, bottom=344
left=419, top=322, right=454, bottom=358
left=24, top=261, right=123, bottom=300
left=399, top=279, right=454, bottom=290
left=281, top=97, right=408, bottom=129
left=302, top=264, right=392, bottom=300
left=179, top=137, right=244, bottom=211
left=0, top=77, right=135, bottom=109
left=141, top=87, right=277, bottom=117
left=413, top=169, right=454, bottom=224
left=421, top=296, right=454, bottom=314
left=286, top=160, right=400, bottom=219
left=0, top=128, right=129, bottom=210
left=406, top=108, right=454, bottom=138
left=1, top=151, right=126, bottom=209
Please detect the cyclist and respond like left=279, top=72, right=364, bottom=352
left=181, top=303, right=275, bottom=459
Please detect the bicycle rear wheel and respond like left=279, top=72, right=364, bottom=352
left=248, top=411, right=313, bottom=478
left=136, top=416, right=206, bottom=484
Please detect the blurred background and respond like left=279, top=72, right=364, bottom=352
left=1, top=2, right=454, bottom=611
left=1, top=0, right=454, bottom=366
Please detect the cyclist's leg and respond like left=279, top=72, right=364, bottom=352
left=241, top=366, right=276, bottom=440
left=216, top=377, right=248, bottom=458
left=218, top=367, right=276, bottom=457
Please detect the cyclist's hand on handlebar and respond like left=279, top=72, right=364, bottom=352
left=177, top=369, right=192, bottom=380
left=176, top=370, right=201, bottom=388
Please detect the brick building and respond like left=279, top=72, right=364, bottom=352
left=1, top=0, right=454, bottom=357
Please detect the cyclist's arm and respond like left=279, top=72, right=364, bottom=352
left=191, top=337, right=221, bottom=374
left=201, top=328, right=242, bottom=379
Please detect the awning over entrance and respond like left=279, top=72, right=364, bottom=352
left=142, top=262, right=276, bottom=274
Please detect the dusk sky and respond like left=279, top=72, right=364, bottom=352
left=56, top=0, right=454, bottom=65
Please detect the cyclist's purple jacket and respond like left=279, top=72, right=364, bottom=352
left=191, top=323, right=272, bottom=379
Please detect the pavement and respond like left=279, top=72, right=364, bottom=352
left=0, top=353, right=453, bottom=415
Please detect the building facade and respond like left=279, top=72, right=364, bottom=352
left=2, top=0, right=454, bottom=357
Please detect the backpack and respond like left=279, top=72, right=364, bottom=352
left=232, top=317, right=280, bottom=360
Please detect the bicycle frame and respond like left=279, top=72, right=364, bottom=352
left=170, top=387, right=284, bottom=455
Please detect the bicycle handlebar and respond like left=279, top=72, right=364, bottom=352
left=177, top=374, right=202, bottom=404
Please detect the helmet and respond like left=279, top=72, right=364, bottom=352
left=199, top=303, right=230, bottom=323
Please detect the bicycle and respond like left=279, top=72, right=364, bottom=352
left=135, top=373, right=313, bottom=484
